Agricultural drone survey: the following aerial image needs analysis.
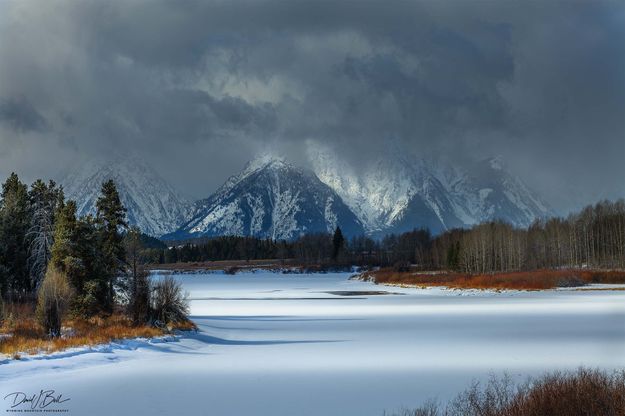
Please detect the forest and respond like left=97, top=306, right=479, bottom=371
left=0, top=173, right=190, bottom=350
left=155, top=199, right=625, bottom=273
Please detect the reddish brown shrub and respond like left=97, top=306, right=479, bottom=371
left=386, top=368, right=625, bottom=416
left=505, top=368, right=625, bottom=416
left=367, top=269, right=625, bottom=290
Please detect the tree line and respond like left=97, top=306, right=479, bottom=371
left=429, top=200, right=625, bottom=273
left=0, top=173, right=188, bottom=337
left=157, top=200, right=625, bottom=273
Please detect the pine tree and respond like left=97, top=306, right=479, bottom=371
left=0, top=173, right=31, bottom=298
left=50, top=197, right=119, bottom=316
left=27, top=179, right=62, bottom=288
left=50, top=200, right=78, bottom=275
left=332, top=226, right=345, bottom=261
left=77, top=219, right=108, bottom=315
left=96, top=180, right=128, bottom=312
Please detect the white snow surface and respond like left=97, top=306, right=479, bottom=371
left=2, top=272, right=625, bottom=415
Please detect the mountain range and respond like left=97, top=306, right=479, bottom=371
left=61, top=152, right=553, bottom=240
left=62, top=157, right=194, bottom=237
left=309, top=145, right=551, bottom=236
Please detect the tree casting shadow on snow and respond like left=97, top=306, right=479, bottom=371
left=187, top=331, right=346, bottom=346
left=191, top=315, right=365, bottom=322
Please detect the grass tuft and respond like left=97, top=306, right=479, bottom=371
left=0, top=302, right=195, bottom=357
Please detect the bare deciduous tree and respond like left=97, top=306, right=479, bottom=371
left=151, top=276, right=189, bottom=327
left=36, top=266, right=74, bottom=337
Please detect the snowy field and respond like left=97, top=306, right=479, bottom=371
left=2, top=271, right=625, bottom=415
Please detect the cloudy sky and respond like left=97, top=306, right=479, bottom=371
left=0, top=0, right=623, bottom=213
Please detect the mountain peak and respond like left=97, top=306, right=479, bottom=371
left=311, top=150, right=552, bottom=233
left=485, top=155, right=505, bottom=171
left=62, top=156, right=193, bottom=237
left=165, top=156, right=364, bottom=240
left=245, top=153, right=290, bottom=172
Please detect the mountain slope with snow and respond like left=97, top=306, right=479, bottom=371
left=164, top=155, right=364, bottom=240
left=62, top=157, right=194, bottom=237
left=309, top=145, right=552, bottom=235
left=432, top=156, right=553, bottom=228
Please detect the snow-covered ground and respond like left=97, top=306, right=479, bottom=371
left=2, top=271, right=625, bottom=415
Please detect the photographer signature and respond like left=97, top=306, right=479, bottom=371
left=4, top=390, right=70, bottom=409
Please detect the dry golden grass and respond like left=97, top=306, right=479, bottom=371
left=0, top=302, right=195, bottom=358
left=367, top=269, right=625, bottom=291
left=170, top=319, right=198, bottom=331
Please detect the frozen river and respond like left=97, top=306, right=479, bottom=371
left=2, top=271, right=625, bottom=415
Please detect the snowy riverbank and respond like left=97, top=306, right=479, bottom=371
left=2, top=271, right=624, bottom=415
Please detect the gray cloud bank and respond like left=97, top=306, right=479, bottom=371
left=0, top=0, right=623, bottom=213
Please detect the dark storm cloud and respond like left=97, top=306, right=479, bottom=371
left=88, top=89, right=276, bottom=146
left=0, top=97, right=48, bottom=133
left=0, top=0, right=622, bottom=211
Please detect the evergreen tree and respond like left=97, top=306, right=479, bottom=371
left=164, top=247, right=178, bottom=264
left=0, top=173, right=31, bottom=297
left=74, top=215, right=107, bottom=315
left=96, top=180, right=128, bottom=312
left=50, top=200, right=78, bottom=278
left=27, top=179, right=62, bottom=288
left=50, top=200, right=102, bottom=314
left=332, top=226, right=345, bottom=261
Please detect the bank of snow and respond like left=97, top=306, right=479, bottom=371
left=2, top=272, right=625, bottom=416
left=0, top=334, right=180, bottom=364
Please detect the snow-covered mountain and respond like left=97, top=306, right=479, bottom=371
left=62, top=157, right=194, bottom=237
left=62, top=149, right=552, bottom=240
left=309, top=144, right=552, bottom=235
left=431, top=156, right=553, bottom=229
left=164, top=155, right=364, bottom=240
